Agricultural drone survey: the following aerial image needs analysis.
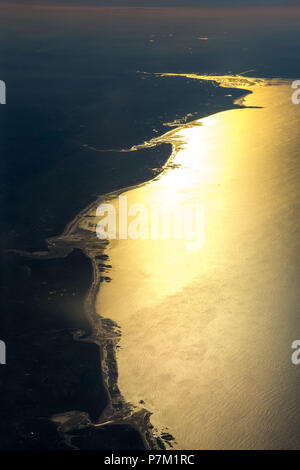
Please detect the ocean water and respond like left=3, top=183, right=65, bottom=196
left=95, top=78, right=300, bottom=449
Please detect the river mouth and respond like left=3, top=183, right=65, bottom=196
left=58, top=75, right=300, bottom=449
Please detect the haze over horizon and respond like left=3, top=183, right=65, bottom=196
left=1, top=0, right=300, bottom=7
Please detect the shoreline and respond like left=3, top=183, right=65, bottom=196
left=92, top=76, right=294, bottom=449
left=44, top=74, right=260, bottom=449
left=1, top=74, right=256, bottom=449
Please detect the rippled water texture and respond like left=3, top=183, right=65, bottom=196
left=91, top=77, right=300, bottom=449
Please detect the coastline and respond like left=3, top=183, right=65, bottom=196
left=0, top=74, right=255, bottom=449
left=93, top=76, right=299, bottom=449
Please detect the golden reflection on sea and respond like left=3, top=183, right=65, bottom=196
left=94, top=79, right=300, bottom=449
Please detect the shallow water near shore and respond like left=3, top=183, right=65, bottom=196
left=92, top=77, right=300, bottom=449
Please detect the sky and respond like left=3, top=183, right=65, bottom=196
left=1, top=0, right=300, bottom=6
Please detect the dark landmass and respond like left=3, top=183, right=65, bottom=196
left=0, top=249, right=107, bottom=448
left=0, top=75, right=248, bottom=449
left=0, top=75, right=248, bottom=253
left=70, top=424, right=145, bottom=450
